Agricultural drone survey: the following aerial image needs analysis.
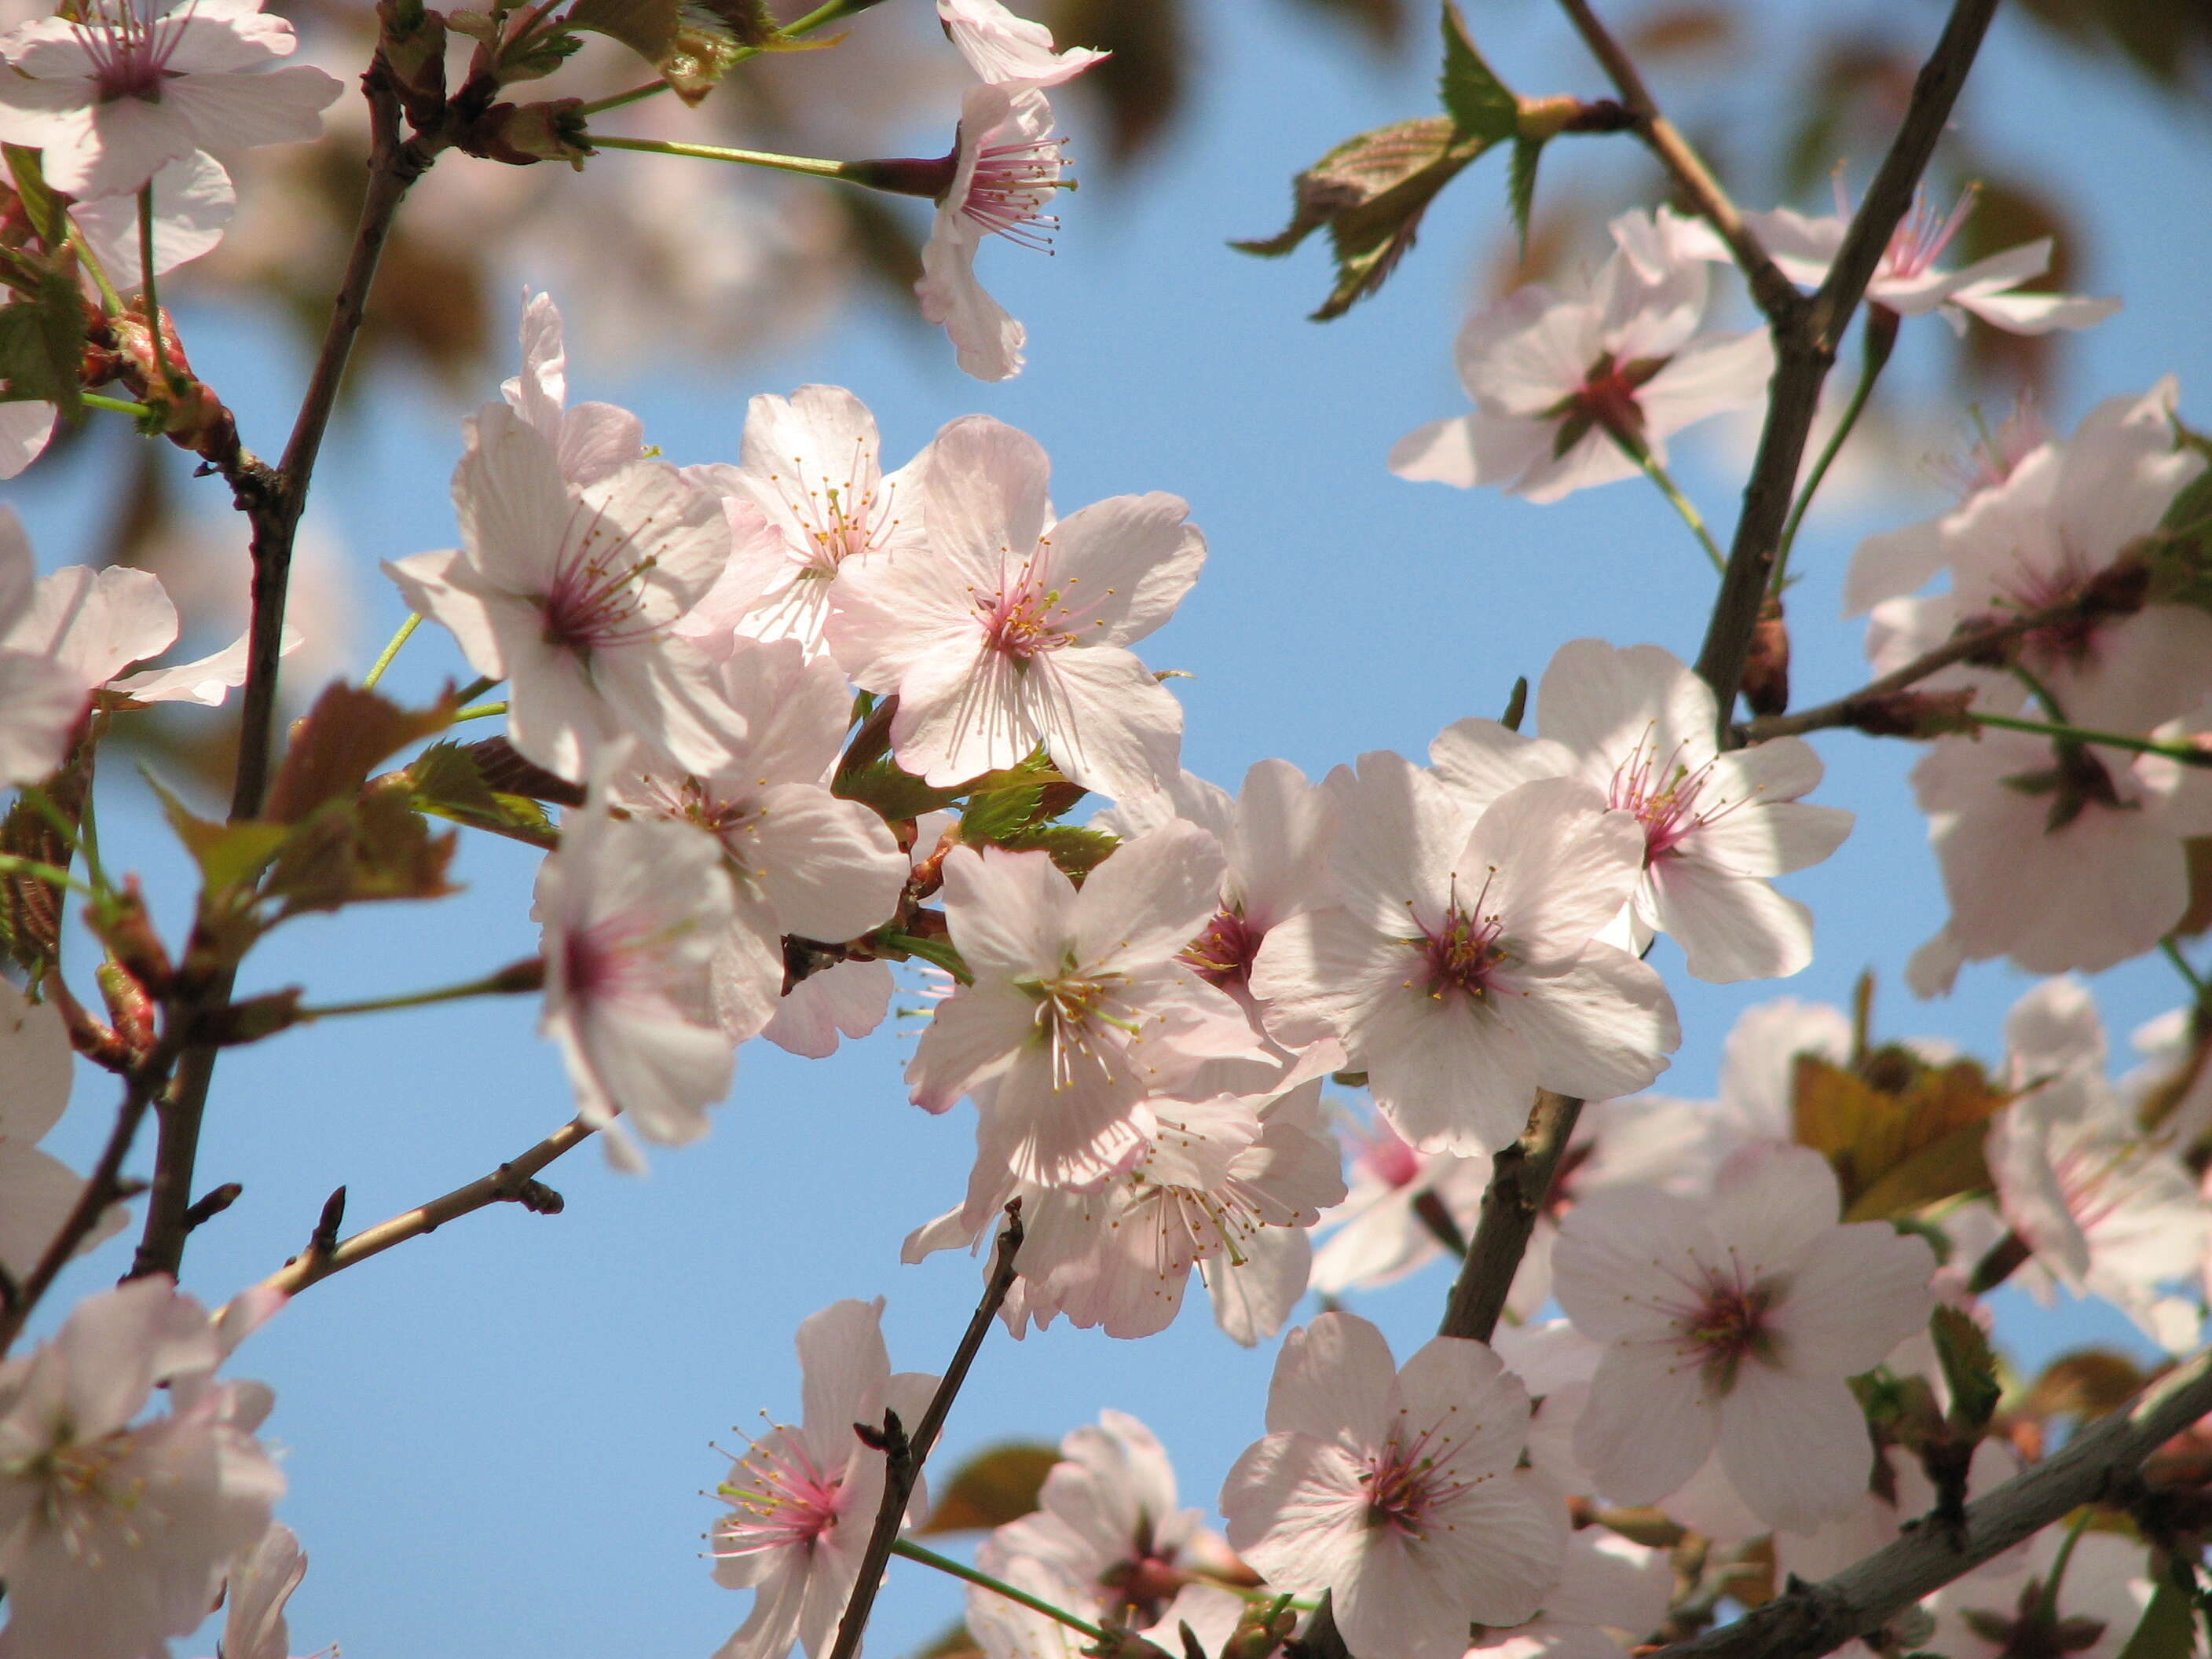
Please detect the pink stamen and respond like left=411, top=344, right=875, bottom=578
left=962, top=136, right=1068, bottom=253
left=1608, top=727, right=1747, bottom=862
left=75, top=0, right=192, bottom=104
left=715, top=1431, right=844, bottom=1559
left=538, top=500, right=672, bottom=655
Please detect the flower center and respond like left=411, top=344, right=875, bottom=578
left=1361, top=1421, right=1479, bottom=1539
left=1609, top=731, right=1734, bottom=862
left=76, top=1, right=183, bottom=104
left=978, top=575, right=1075, bottom=661
left=779, top=459, right=889, bottom=578
left=1878, top=183, right=1979, bottom=282
left=1668, top=1263, right=1777, bottom=1391
left=963, top=133, right=1071, bottom=252
left=716, top=1434, right=844, bottom=1559
left=1179, top=906, right=1258, bottom=987
left=1351, top=1118, right=1423, bottom=1190
left=537, top=500, right=669, bottom=657
left=1017, top=961, right=1138, bottom=1090
left=1415, top=892, right=1508, bottom=1002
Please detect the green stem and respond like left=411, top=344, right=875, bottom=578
left=1775, top=308, right=1898, bottom=592
left=2012, top=664, right=2067, bottom=723
left=79, top=392, right=153, bottom=419
left=2163, top=938, right=2207, bottom=1000
left=1968, top=710, right=2207, bottom=766
left=888, top=1540, right=1109, bottom=1643
left=296, top=965, right=542, bottom=1020
left=137, top=184, right=172, bottom=394
left=875, top=932, right=972, bottom=985
left=574, top=0, right=881, bottom=114
left=584, top=134, right=858, bottom=181
left=455, top=675, right=501, bottom=705
left=361, top=613, right=423, bottom=691
left=66, top=222, right=124, bottom=315
left=2035, top=1509, right=2096, bottom=1627
left=1608, top=429, right=1726, bottom=576
left=452, top=700, right=510, bottom=723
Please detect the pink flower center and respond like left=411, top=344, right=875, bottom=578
left=716, top=1434, right=845, bottom=1559
left=978, top=574, right=1075, bottom=661
left=1876, top=184, right=1979, bottom=282
left=1654, top=1257, right=1777, bottom=1391
left=562, top=906, right=690, bottom=1009
left=1180, top=906, right=1259, bottom=987
left=1416, top=890, right=1509, bottom=1002
left=1350, top=1118, right=1424, bottom=1190
left=537, top=502, right=672, bottom=657
left=1609, top=731, right=1735, bottom=862
left=1018, top=961, right=1141, bottom=1091
left=75, top=1, right=187, bottom=104
left=962, top=132, right=1070, bottom=252
left=1361, top=1420, right=1480, bottom=1539
left=777, top=456, right=892, bottom=578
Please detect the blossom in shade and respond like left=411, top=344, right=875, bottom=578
left=908, top=825, right=1269, bottom=1185
left=1220, top=1311, right=1568, bottom=1659
left=1251, top=757, right=1677, bottom=1155
left=762, top=960, right=897, bottom=1060
left=710, top=1299, right=940, bottom=1659
left=1553, top=1141, right=1936, bottom=1533
left=0, top=0, right=342, bottom=200
left=0, top=980, right=126, bottom=1281
left=1987, top=978, right=2208, bottom=1351
left=938, top=0, right=1108, bottom=86
left=0, top=1278, right=284, bottom=1659
left=915, top=82, right=1071, bottom=383
left=1470, top=1528, right=1672, bottom=1659
left=0, top=399, right=54, bottom=481
left=534, top=754, right=738, bottom=1169
left=1432, top=640, right=1853, bottom=982
left=386, top=401, right=740, bottom=782
left=1929, top=1531, right=2155, bottom=1659
left=677, top=384, right=928, bottom=661
left=612, top=640, right=910, bottom=1046
left=1309, top=1108, right=1492, bottom=1296
left=1390, top=207, right=1771, bottom=503
left=830, top=414, right=1203, bottom=800
left=1701, top=185, right=2120, bottom=337
left=965, top=1553, right=1244, bottom=1659
left=500, top=289, right=645, bottom=488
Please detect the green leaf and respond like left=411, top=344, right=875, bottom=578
left=2, top=145, right=68, bottom=247
left=2115, top=1580, right=2197, bottom=1659
left=835, top=757, right=961, bottom=822
left=915, top=1441, right=1059, bottom=1534
left=1507, top=134, right=1545, bottom=255
left=1438, top=2, right=1517, bottom=139
left=146, top=776, right=287, bottom=894
left=408, top=742, right=558, bottom=851
left=1000, top=823, right=1118, bottom=880
left=1929, top=1305, right=2001, bottom=1432
left=0, top=266, right=89, bottom=416
left=961, top=781, right=1046, bottom=846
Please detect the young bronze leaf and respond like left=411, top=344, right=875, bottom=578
left=265, top=682, right=456, bottom=826
left=409, top=742, right=558, bottom=851
left=1792, top=1053, right=2011, bottom=1220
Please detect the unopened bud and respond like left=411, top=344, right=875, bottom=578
left=1848, top=688, right=1976, bottom=739
left=96, top=958, right=157, bottom=1053
left=193, top=988, right=306, bottom=1047
left=467, top=98, right=592, bottom=167
left=91, top=877, right=173, bottom=994
left=376, top=0, right=448, bottom=116
left=1741, top=596, right=1789, bottom=718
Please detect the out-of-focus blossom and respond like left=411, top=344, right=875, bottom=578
left=1252, top=758, right=1676, bottom=1155
left=205, top=1522, right=317, bottom=1659
left=1391, top=208, right=1771, bottom=503
left=386, top=401, right=738, bottom=782
left=1431, top=640, right=1853, bottom=982
left=1470, top=1528, right=1672, bottom=1659
left=709, top=1298, right=939, bottom=1659
left=831, top=415, right=1202, bottom=799
left=1220, top=1311, right=1567, bottom=1659
left=1309, top=1107, right=1491, bottom=1295
left=0, top=979, right=126, bottom=1280
left=535, top=755, right=738, bottom=1170
left=0, top=1278, right=284, bottom=1659
left=0, top=0, right=341, bottom=199
left=939, top=0, right=1108, bottom=86
left=1555, top=1141, right=1935, bottom=1533
left=909, top=826, right=1269, bottom=1185
left=500, top=290, right=645, bottom=488
left=678, top=384, right=928, bottom=662
left=1929, top=1531, right=2159, bottom=1659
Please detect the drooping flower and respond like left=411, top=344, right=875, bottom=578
left=1553, top=1141, right=1936, bottom=1533
left=0, top=0, right=342, bottom=200
left=386, top=401, right=740, bottom=782
left=1251, top=758, right=1678, bottom=1155
left=709, top=1299, right=940, bottom=1659
left=0, top=1278, right=284, bottom=1659
left=611, top=640, right=910, bottom=1046
left=830, top=414, right=1203, bottom=800
left=908, top=825, right=1269, bottom=1185
left=534, top=753, right=739, bottom=1168
left=762, top=960, right=898, bottom=1060
left=1431, top=640, right=1853, bottom=982
left=1390, top=207, right=1771, bottom=503
left=1220, top=1311, right=1568, bottom=1659
left=677, top=384, right=928, bottom=662
left=964, top=1551, right=1243, bottom=1659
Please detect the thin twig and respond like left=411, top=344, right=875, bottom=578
left=1646, top=1344, right=2212, bottom=1659
left=1738, top=595, right=2117, bottom=742
left=1692, top=0, right=2002, bottom=730
left=1439, top=1090, right=1582, bottom=1342
left=826, top=1204, right=1024, bottom=1659
left=1551, top=0, right=1799, bottom=324
left=259, top=1117, right=595, bottom=1296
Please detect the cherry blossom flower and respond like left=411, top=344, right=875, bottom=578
left=386, top=401, right=740, bottom=782
left=1929, top=1530, right=2157, bottom=1659
left=908, top=825, right=1269, bottom=1185
left=1553, top=1141, right=1935, bottom=1533
left=1848, top=379, right=2212, bottom=723
left=830, top=414, right=1203, bottom=800
left=205, top=1522, right=317, bottom=1659
left=0, top=978, right=126, bottom=1280
left=1251, top=758, right=1677, bottom=1155
left=611, top=640, right=910, bottom=1046
left=1712, top=185, right=2119, bottom=337
left=1309, top=1108, right=1492, bottom=1295
left=500, top=289, right=645, bottom=488
left=67, top=150, right=235, bottom=287
left=1987, top=978, right=2208, bottom=1350
left=763, top=960, right=898, bottom=1059
left=0, top=1277, right=284, bottom=1659
left=535, top=756, right=738, bottom=1169
left=1432, top=640, right=1853, bottom=982
left=916, top=82, right=1071, bottom=383
left=1390, top=208, right=1771, bottom=503
left=0, top=399, right=54, bottom=480
left=710, top=1298, right=939, bottom=1659
left=1220, top=1312, right=1568, bottom=1659
left=965, top=1551, right=1244, bottom=1659
left=939, top=0, right=1108, bottom=86
left=1470, top=1527, right=1672, bottom=1659
left=677, top=385, right=928, bottom=661
left=0, top=0, right=341, bottom=200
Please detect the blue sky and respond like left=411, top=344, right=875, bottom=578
left=9, top=0, right=2212, bottom=1654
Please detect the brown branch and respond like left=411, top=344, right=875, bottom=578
left=1552, top=0, right=1800, bottom=325
left=1693, top=0, right=2003, bottom=731
left=1738, top=591, right=2124, bottom=742
left=1649, top=1344, right=2212, bottom=1659
left=827, top=1204, right=1024, bottom=1659
left=1439, top=1090, right=1583, bottom=1342
left=258, top=1116, right=594, bottom=1297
